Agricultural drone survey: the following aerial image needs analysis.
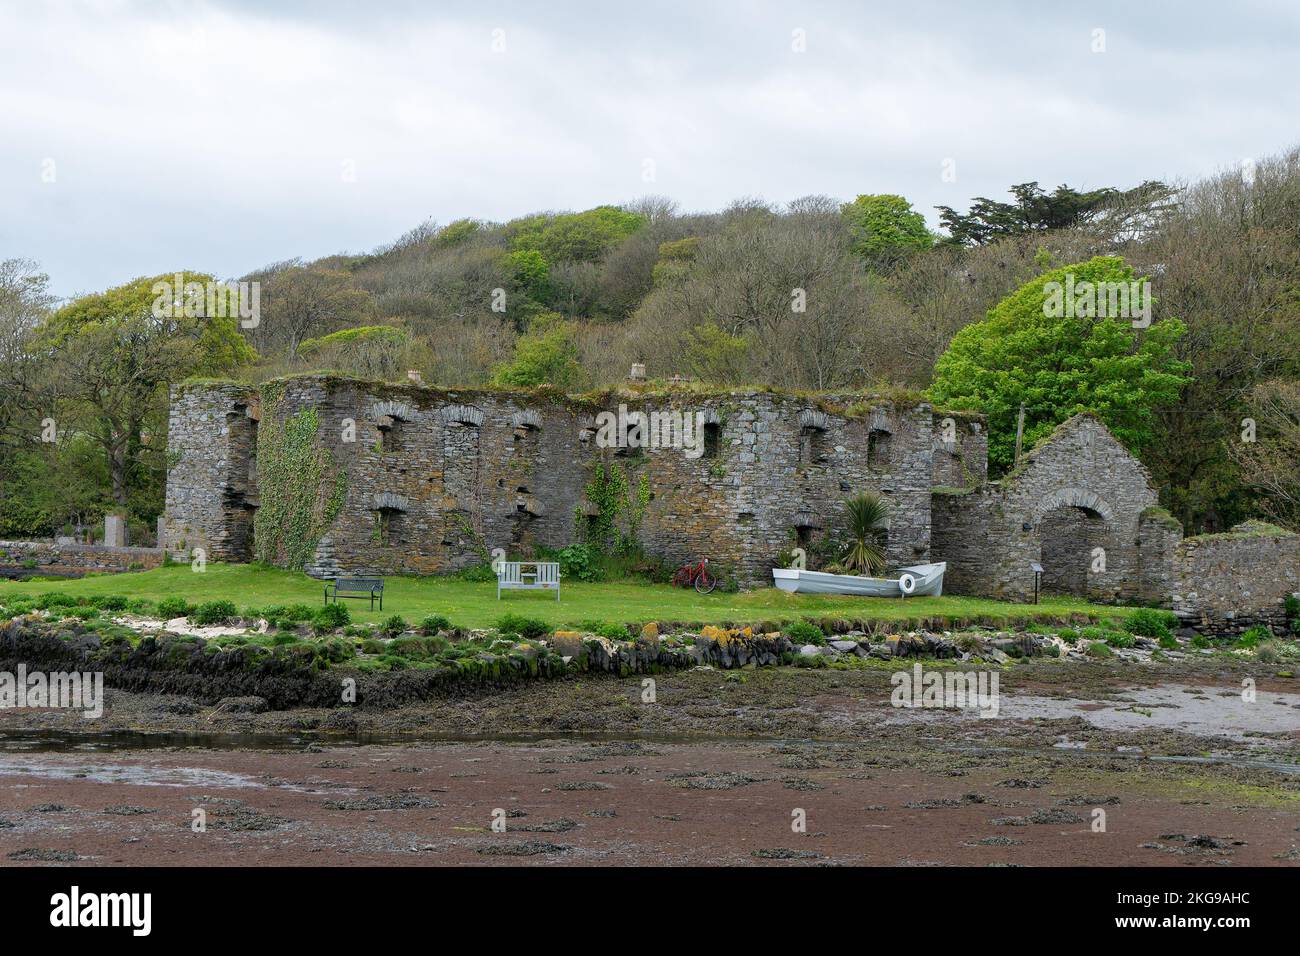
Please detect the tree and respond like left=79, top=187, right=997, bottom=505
left=840, top=194, right=932, bottom=268
left=937, top=180, right=1175, bottom=246
left=296, top=324, right=423, bottom=381
left=491, top=312, right=584, bottom=389
left=250, top=265, right=371, bottom=357
left=508, top=205, right=648, bottom=264
left=927, top=256, right=1192, bottom=474
left=1138, top=147, right=1300, bottom=530
left=40, top=273, right=257, bottom=507
left=1232, top=379, right=1300, bottom=530
left=0, top=259, right=54, bottom=446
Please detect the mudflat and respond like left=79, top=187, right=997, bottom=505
left=2, top=661, right=1297, bottom=866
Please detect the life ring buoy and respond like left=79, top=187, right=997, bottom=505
left=898, top=573, right=917, bottom=596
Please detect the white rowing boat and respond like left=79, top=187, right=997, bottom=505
left=771, top=562, right=946, bottom=597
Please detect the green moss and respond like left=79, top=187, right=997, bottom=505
left=1184, top=520, right=1295, bottom=543
left=1138, top=506, right=1183, bottom=530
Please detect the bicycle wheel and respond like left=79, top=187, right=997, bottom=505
left=694, top=568, right=717, bottom=594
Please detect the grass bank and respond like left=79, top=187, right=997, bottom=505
left=0, top=563, right=1132, bottom=630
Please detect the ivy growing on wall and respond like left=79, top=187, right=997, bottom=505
left=252, top=405, right=348, bottom=569
left=581, top=461, right=651, bottom=554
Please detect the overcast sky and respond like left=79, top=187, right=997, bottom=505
left=3, top=0, right=1298, bottom=299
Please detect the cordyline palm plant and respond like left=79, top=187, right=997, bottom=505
left=841, top=492, right=888, bottom=575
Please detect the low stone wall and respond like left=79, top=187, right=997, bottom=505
left=1171, top=523, right=1300, bottom=634
left=0, top=541, right=164, bottom=578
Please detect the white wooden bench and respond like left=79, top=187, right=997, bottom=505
left=496, top=561, right=560, bottom=601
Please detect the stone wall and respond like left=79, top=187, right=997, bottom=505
left=930, top=415, right=1160, bottom=603
left=624, top=393, right=937, bottom=583
left=162, top=382, right=261, bottom=562
left=0, top=541, right=164, bottom=578
left=1170, top=523, right=1300, bottom=633
left=164, top=376, right=949, bottom=585
left=931, top=412, right=988, bottom=490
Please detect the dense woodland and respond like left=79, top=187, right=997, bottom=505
left=2, top=147, right=1298, bottom=547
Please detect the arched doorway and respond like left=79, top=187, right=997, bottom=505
left=1033, top=488, right=1114, bottom=599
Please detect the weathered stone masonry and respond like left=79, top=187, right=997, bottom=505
left=164, top=378, right=1298, bottom=630
left=164, top=376, right=976, bottom=585
left=929, top=414, right=1299, bottom=631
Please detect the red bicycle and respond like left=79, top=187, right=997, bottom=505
left=673, top=557, right=717, bottom=594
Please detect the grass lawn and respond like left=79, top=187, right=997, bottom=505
left=0, top=563, right=1132, bottom=631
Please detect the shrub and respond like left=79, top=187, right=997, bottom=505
left=71, top=606, right=99, bottom=620
left=1236, top=625, right=1272, bottom=649
left=784, top=620, right=826, bottom=646
left=1084, top=641, right=1113, bottom=659
left=419, top=614, right=451, bottom=635
left=190, top=600, right=238, bottom=626
left=34, top=592, right=79, bottom=610
left=1123, top=608, right=1178, bottom=640
left=381, top=615, right=408, bottom=637
left=317, top=637, right=356, bottom=663
left=126, top=598, right=154, bottom=614
left=263, top=603, right=317, bottom=629
left=157, top=597, right=193, bottom=619
left=313, top=603, right=351, bottom=632
left=90, top=595, right=129, bottom=611
left=495, top=613, right=551, bottom=640
left=1158, top=633, right=1179, bottom=650
left=1190, top=634, right=1211, bottom=649
left=270, top=632, right=301, bottom=646
left=596, top=622, right=630, bottom=641
left=556, top=543, right=602, bottom=582
left=359, top=638, right=385, bottom=654
left=1103, top=630, right=1135, bottom=649
left=1056, top=627, right=1079, bottom=644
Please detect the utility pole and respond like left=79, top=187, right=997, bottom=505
left=1014, top=402, right=1025, bottom=467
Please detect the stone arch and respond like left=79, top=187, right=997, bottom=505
left=441, top=404, right=483, bottom=427
left=370, top=400, right=415, bottom=423
left=1032, top=487, right=1114, bottom=598
left=1033, top=487, right=1114, bottom=523
left=511, top=409, right=542, bottom=431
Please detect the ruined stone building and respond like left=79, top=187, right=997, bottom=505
left=163, top=374, right=1298, bottom=632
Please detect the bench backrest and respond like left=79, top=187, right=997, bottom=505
left=335, top=577, right=384, bottom=592
left=495, top=561, right=559, bottom=584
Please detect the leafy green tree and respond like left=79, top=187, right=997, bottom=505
left=927, top=256, right=1192, bottom=474
left=491, top=312, right=584, bottom=389
left=40, top=273, right=257, bottom=506
left=510, top=206, right=648, bottom=263
left=506, top=249, right=550, bottom=305
left=840, top=194, right=931, bottom=267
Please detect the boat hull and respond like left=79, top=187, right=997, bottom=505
left=771, top=563, right=945, bottom=597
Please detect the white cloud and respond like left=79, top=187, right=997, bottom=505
left=1, top=0, right=1297, bottom=297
